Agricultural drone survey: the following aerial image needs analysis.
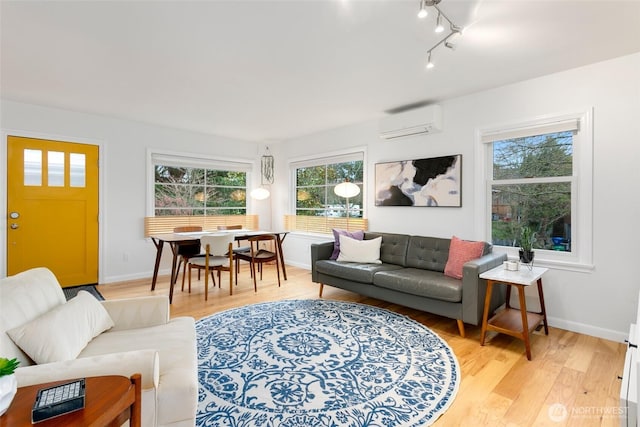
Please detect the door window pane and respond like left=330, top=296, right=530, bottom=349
left=24, top=149, right=42, bottom=186
left=48, top=151, right=65, bottom=187
left=70, top=153, right=86, bottom=187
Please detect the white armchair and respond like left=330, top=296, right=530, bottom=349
left=0, top=268, right=197, bottom=427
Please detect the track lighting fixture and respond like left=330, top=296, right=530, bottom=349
left=418, top=0, right=463, bottom=70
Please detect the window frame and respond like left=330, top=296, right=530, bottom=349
left=146, top=148, right=254, bottom=217
left=288, top=148, right=367, bottom=233
left=475, top=110, right=594, bottom=271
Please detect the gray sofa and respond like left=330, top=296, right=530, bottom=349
left=311, top=232, right=507, bottom=337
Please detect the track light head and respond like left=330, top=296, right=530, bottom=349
left=444, top=41, right=456, bottom=50
left=417, top=3, right=428, bottom=19
left=435, top=13, right=444, bottom=33
left=426, top=52, right=435, bottom=69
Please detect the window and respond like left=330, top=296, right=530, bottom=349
left=480, top=111, right=593, bottom=268
left=294, top=153, right=363, bottom=218
left=286, top=151, right=366, bottom=234
left=150, top=151, right=251, bottom=217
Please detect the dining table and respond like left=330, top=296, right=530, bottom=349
left=148, top=230, right=289, bottom=303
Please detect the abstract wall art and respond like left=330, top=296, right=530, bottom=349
left=375, top=154, right=461, bottom=207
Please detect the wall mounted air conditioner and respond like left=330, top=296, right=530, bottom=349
left=379, top=104, right=443, bottom=140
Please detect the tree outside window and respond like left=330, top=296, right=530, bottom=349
left=295, top=160, right=363, bottom=218
left=491, top=131, right=573, bottom=252
left=154, top=165, right=246, bottom=216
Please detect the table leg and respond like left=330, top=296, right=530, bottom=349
left=480, top=280, right=495, bottom=346
left=168, top=242, right=180, bottom=304
left=276, top=234, right=288, bottom=281
left=150, top=238, right=164, bottom=291
left=537, top=278, right=549, bottom=335
left=516, top=284, right=532, bottom=361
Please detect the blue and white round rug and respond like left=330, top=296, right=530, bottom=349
left=196, top=299, right=459, bottom=427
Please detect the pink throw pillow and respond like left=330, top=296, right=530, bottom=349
left=331, top=229, right=365, bottom=260
left=444, top=236, right=485, bottom=279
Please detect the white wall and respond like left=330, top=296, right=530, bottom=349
left=274, top=52, right=640, bottom=342
left=0, top=101, right=268, bottom=283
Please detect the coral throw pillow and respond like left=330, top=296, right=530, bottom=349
left=444, top=236, right=485, bottom=279
left=330, top=229, right=365, bottom=260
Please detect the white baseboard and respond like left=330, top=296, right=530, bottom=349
left=285, top=260, right=311, bottom=270
left=102, top=269, right=170, bottom=285
left=548, top=316, right=627, bottom=343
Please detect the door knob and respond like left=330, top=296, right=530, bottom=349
left=10, top=223, right=19, bottom=229
left=10, top=212, right=19, bottom=219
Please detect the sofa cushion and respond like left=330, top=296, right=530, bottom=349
left=331, top=229, right=365, bottom=260
left=365, top=232, right=409, bottom=266
left=315, top=260, right=404, bottom=284
left=7, top=291, right=114, bottom=364
left=444, top=236, right=486, bottom=279
left=79, top=316, right=198, bottom=425
left=0, top=267, right=67, bottom=366
left=406, top=235, right=451, bottom=272
left=337, top=235, right=382, bottom=264
left=373, top=268, right=463, bottom=302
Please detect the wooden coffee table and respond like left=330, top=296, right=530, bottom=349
left=480, top=265, right=549, bottom=360
left=0, top=374, right=141, bottom=427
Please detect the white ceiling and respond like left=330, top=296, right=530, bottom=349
left=1, top=0, right=639, bottom=142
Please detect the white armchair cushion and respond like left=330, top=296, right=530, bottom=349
left=80, top=316, right=198, bottom=425
left=7, top=291, right=114, bottom=364
left=0, top=267, right=67, bottom=366
left=101, top=295, right=170, bottom=331
left=15, top=349, right=159, bottom=390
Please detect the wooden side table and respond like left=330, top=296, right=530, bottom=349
left=480, top=265, right=549, bottom=360
left=0, top=374, right=141, bottom=427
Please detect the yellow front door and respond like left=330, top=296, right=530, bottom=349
left=7, top=136, right=99, bottom=287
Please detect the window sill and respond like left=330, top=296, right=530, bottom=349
left=502, top=255, right=594, bottom=273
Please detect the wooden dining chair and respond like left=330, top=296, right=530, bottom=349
left=173, top=226, right=203, bottom=288
left=217, top=225, right=250, bottom=275
left=234, top=234, right=281, bottom=292
left=186, top=234, right=235, bottom=301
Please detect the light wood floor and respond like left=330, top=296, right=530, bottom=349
left=99, top=264, right=626, bottom=427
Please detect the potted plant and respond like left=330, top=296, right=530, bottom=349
left=519, top=226, right=536, bottom=264
left=0, top=357, right=19, bottom=416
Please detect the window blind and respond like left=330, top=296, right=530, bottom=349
left=289, top=152, right=364, bottom=170
left=481, top=118, right=580, bottom=144
left=151, top=152, right=252, bottom=172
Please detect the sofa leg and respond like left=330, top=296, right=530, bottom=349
left=457, top=319, right=465, bottom=338
left=319, top=284, right=324, bottom=298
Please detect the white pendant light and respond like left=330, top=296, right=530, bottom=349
left=334, top=181, right=361, bottom=198
left=250, top=187, right=270, bottom=200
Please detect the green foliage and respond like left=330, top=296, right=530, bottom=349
left=154, top=165, right=247, bottom=216
left=296, top=160, right=363, bottom=217
left=0, top=357, right=19, bottom=376
left=519, top=226, right=536, bottom=252
left=491, top=131, right=572, bottom=250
